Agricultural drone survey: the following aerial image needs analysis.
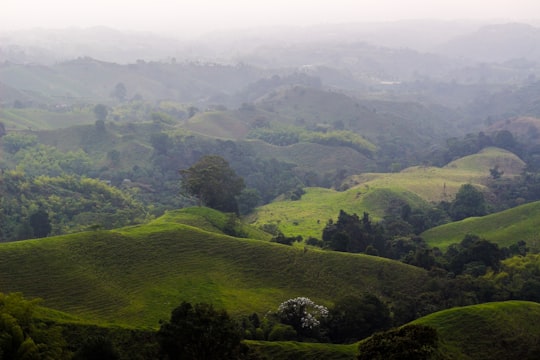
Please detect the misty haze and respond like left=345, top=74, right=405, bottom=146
left=1, top=1, right=540, bottom=359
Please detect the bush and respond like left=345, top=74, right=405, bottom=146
left=268, top=324, right=297, bottom=341
left=357, top=324, right=439, bottom=360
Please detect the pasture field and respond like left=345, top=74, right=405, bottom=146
left=0, top=207, right=428, bottom=328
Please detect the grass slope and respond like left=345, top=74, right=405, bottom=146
left=250, top=147, right=524, bottom=239
left=245, top=140, right=375, bottom=174
left=0, top=108, right=96, bottom=130
left=0, top=207, right=428, bottom=328
left=249, top=186, right=428, bottom=239
left=246, top=340, right=357, bottom=360
left=422, top=200, right=540, bottom=251
left=412, top=301, right=540, bottom=360
left=345, top=147, right=525, bottom=202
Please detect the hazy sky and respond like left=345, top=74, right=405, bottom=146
left=2, top=0, right=540, bottom=34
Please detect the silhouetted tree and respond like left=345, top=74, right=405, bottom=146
left=73, top=336, right=120, bottom=360
left=157, top=302, right=242, bottom=360
left=29, top=208, right=52, bottom=238
left=449, top=184, right=487, bottom=221
left=327, top=294, right=391, bottom=343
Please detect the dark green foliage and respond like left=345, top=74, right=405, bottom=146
left=150, top=132, right=172, bottom=156
left=236, top=188, right=262, bottom=215
left=28, top=208, right=52, bottom=238
left=444, top=234, right=503, bottom=275
left=267, top=324, right=297, bottom=341
left=357, top=324, right=439, bottom=360
left=2, top=133, right=37, bottom=153
left=0, top=171, right=148, bottom=241
left=0, top=122, right=5, bottom=138
left=62, top=324, right=159, bottom=360
left=322, top=211, right=385, bottom=253
left=180, top=155, right=245, bottom=214
left=327, top=294, right=391, bottom=344
left=271, top=232, right=302, bottom=246
left=0, top=292, right=70, bottom=360
left=449, top=184, right=487, bottom=221
left=73, top=336, right=120, bottom=360
left=157, top=302, right=243, bottom=360
left=248, top=128, right=300, bottom=146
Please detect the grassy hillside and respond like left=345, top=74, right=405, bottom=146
left=0, top=207, right=428, bottom=328
left=244, top=139, right=375, bottom=174
left=256, top=86, right=460, bottom=146
left=250, top=147, right=524, bottom=239
left=412, top=301, right=540, bottom=360
left=246, top=340, right=357, bottom=360
left=0, top=108, right=96, bottom=130
left=249, top=186, right=428, bottom=239
left=345, top=147, right=525, bottom=202
left=422, top=200, right=540, bottom=251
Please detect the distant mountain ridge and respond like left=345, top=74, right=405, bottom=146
left=436, top=23, right=540, bottom=62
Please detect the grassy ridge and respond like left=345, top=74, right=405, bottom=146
left=422, top=200, right=540, bottom=251
left=346, top=147, right=525, bottom=202
left=250, top=147, right=525, bottom=239
left=0, top=208, right=428, bottom=328
left=412, top=301, right=540, bottom=359
left=249, top=186, right=428, bottom=239
left=246, top=340, right=357, bottom=360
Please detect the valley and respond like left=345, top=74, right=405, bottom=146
left=1, top=18, right=540, bottom=359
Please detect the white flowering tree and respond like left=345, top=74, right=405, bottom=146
left=277, top=297, right=329, bottom=337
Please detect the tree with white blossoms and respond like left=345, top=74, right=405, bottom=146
left=277, top=297, right=329, bottom=338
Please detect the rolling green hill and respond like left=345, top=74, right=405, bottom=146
left=412, top=301, right=540, bottom=360
left=256, top=86, right=460, bottom=146
left=0, top=207, right=429, bottom=328
left=250, top=147, right=525, bottom=239
left=249, top=186, right=428, bottom=239
left=345, top=147, right=525, bottom=202
left=422, top=200, right=540, bottom=251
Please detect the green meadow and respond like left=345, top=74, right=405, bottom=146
left=422, top=200, right=540, bottom=251
left=250, top=147, right=525, bottom=239
left=0, top=207, right=428, bottom=328
left=412, top=301, right=540, bottom=359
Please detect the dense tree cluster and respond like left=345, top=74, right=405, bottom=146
left=322, top=210, right=385, bottom=253
left=0, top=292, right=69, bottom=359
left=0, top=171, right=148, bottom=241
left=157, top=302, right=243, bottom=360
left=357, top=325, right=440, bottom=360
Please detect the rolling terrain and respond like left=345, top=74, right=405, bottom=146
left=412, top=301, right=540, bottom=359
left=251, top=147, right=525, bottom=239
left=0, top=207, right=429, bottom=328
left=422, top=200, right=540, bottom=251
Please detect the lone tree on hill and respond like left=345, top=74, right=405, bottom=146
left=449, top=184, right=487, bottom=221
left=180, top=155, right=245, bottom=213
